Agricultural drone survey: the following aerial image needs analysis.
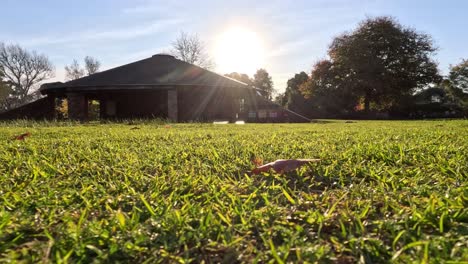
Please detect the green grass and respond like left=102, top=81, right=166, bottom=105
left=0, top=120, right=467, bottom=263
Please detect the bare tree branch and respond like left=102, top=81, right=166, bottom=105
left=84, top=56, right=101, bottom=75
left=0, top=43, right=54, bottom=106
left=64, top=59, right=85, bottom=81
left=170, top=32, right=214, bottom=69
left=65, top=56, right=101, bottom=81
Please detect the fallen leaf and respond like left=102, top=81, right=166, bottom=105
left=12, top=132, right=31, bottom=141
left=251, top=159, right=320, bottom=175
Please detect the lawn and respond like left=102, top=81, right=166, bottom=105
left=0, top=120, right=467, bottom=263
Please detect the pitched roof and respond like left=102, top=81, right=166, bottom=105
left=41, top=54, right=249, bottom=93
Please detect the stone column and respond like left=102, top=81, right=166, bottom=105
left=167, top=89, right=178, bottom=122
left=67, top=93, right=87, bottom=120
left=230, top=96, right=238, bottom=122
left=46, top=95, right=56, bottom=119
left=99, top=99, right=106, bottom=119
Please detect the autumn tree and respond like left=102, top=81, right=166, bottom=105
left=0, top=43, right=54, bottom=108
left=171, top=32, right=213, bottom=69
left=253, top=68, right=274, bottom=100
left=323, top=16, right=440, bottom=112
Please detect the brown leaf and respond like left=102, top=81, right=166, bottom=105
left=251, top=159, right=320, bottom=175
left=12, top=132, right=31, bottom=141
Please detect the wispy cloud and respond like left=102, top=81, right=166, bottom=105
left=121, top=1, right=182, bottom=16
left=122, top=5, right=163, bottom=15
left=268, top=39, right=312, bottom=59
left=22, top=18, right=183, bottom=47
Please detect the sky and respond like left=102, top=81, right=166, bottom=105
left=1, top=0, right=467, bottom=93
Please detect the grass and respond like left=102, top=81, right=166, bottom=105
left=0, top=120, right=467, bottom=263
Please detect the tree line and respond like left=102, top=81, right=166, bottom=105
left=170, top=21, right=467, bottom=119
left=275, top=16, right=468, bottom=118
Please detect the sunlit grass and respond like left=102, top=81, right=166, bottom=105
left=0, top=120, right=467, bottom=262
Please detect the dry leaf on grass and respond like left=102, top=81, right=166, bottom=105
left=12, top=132, right=31, bottom=141
left=251, top=159, right=320, bottom=175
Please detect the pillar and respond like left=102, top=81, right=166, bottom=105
left=67, top=93, right=88, bottom=120
left=99, top=99, right=105, bottom=119
left=167, top=89, right=178, bottom=122
left=230, top=96, right=238, bottom=122
left=46, top=95, right=56, bottom=119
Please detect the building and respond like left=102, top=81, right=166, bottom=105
left=410, top=87, right=464, bottom=118
left=0, top=54, right=309, bottom=122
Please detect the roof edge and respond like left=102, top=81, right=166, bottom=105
left=40, top=83, right=256, bottom=94
left=40, top=54, right=265, bottom=93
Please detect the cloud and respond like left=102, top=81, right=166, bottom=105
left=268, top=39, right=312, bottom=59
left=121, top=1, right=182, bottom=16
left=121, top=5, right=154, bottom=14
left=22, top=18, right=183, bottom=47
left=122, top=5, right=162, bottom=15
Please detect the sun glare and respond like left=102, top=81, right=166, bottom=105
left=214, top=28, right=265, bottom=75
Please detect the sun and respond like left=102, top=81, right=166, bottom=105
left=214, top=27, right=265, bottom=76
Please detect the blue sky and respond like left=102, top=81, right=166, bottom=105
left=1, top=0, right=467, bottom=92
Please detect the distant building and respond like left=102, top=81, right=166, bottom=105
left=411, top=87, right=463, bottom=118
left=0, top=54, right=308, bottom=122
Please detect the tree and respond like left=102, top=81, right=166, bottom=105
left=0, top=69, right=12, bottom=111
left=300, top=60, right=358, bottom=117
left=0, top=43, right=54, bottom=107
left=84, top=56, right=101, bottom=75
left=224, top=72, right=253, bottom=86
left=65, top=56, right=101, bottom=81
left=253, top=69, right=274, bottom=100
left=443, top=59, right=468, bottom=113
left=171, top=32, right=213, bottom=69
left=274, top=93, right=287, bottom=106
left=327, top=16, right=440, bottom=112
left=448, top=59, right=468, bottom=93
left=284, top=72, right=310, bottom=115
left=64, top=59, right=85, bottom=81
